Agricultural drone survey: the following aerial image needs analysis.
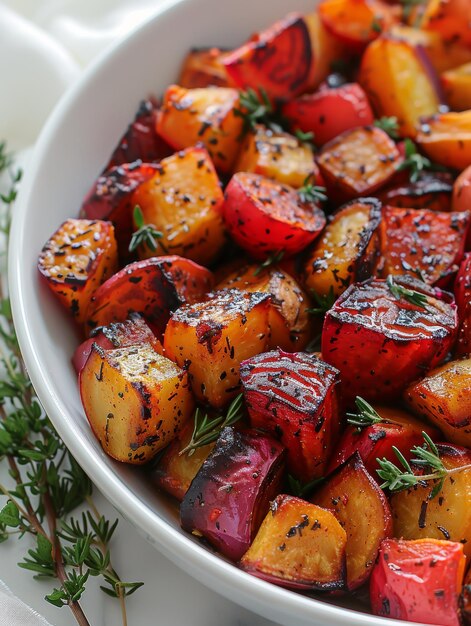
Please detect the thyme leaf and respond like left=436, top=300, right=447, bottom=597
left=386, top=275, right=428, bottom=308
left=346, top=397, right=383, bottom=430
left=307, top=286, right=337, bottom=315
left=374, top=116, right=400, bottom=139
left=234, top=88, right=286, bottom=136
left=298, top=175, right=327, bottom=204
left=288, top=474, right=324, bottom=499
left=129, top=205, right=166, bottom=253
left=253, top=250, right=285, bottom=277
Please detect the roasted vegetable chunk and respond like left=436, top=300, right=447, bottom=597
left=316, top=126, right=401, bottom=201
left=234, top=125, right=317, bottom=189
left=178, top=47, right=230, bottom=89
left=38, top=219, right=118, bottom=324
left=380, top=207, right=469, bottom=286
left=164, top=289, right=270, bottom=408
left=416, top=111, right=471, bottom=171
left=240, top=494, right=346, bottom=590
left=312, top=452, right=392, bottom=590
left=370, top=538, right=465, bottom=626
left=156, top=85, right=243, bottom=172
left=322, top=277, right=458, bottom=404
left=405, top=359, right=471, bottom=447
left=223, top=13, right=313, bottom=101
left=378, top=172, right=453, bottom=212
left=240, top=350, right=340, bottom=481
left=79, top=342, right=194, bottom=463
left=454, top=252, right=471, bottom=356
left=303, top=198, right=381, bottom=299
left=390, top=444, right=471, bottom=558
left=131, top=147, right=225, bottom=265
left=442, top=63, right=471, bottom=112
left=453, top=164, right=471, bottom=214
left=421, top=0, right=471, bottom=48
left=223, top=172, right=326, bottom=260
left=180, top=426, right=285, bottom=560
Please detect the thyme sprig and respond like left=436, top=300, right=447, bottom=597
left=129, top=205, right=166, bottom=253
left=374, top=116, right=400, bottom=139
left=179, top=393, right=245, bottom=456
left=0, top=145, right=143, bottom=626
left=253, top=250, right=285, bottom=277
left=234, top=88, right=285, bottom=136
left=377, top=432, right=471, bottom=499
left=307, top=286, right=337, bottom=315
left=346, top=396, right=383, bottom=430
left=396, top=138, right=449, bottom=183
left=298, top=175, right=328, bottom=204
left=294, top=129, right=316, bottom=150
left=386, top=275, right=428, bottom=308
left=288, top=474, right=324, bottom=499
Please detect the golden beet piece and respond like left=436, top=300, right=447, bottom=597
left=416, top=111, right=471, bottom=171
left=156, top=85, right=243, bottom=172
left=240, top=494, right=346, bottom=590
left=164, top=289, right=270, bottom=408
left=312, top=452, right=393, bottom=590
left=234, top=124, right=317, bottom=188
left=404, top=358, right=471, bottom=448
left=218, top=264, right=311, bottom=351
left=38, top=219, right=118, bottom=323
left=317, top=126, right=401, bottom=201
left=178, top=48, right=231, bottom=89
left=442, top=63, right=471, bottom=112
left=304, top=198, right=381, bottom=299
left=132, top=147, right=225, bottom=266
left=304, top=11, right=349, bottom=88
left=390, top=444, right=471, bottom=558
left=79, top=342, right=194, bottom=464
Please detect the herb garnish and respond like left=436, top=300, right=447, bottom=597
left=307, top=286, right=337, bottom=315
left=386, top=275, right=428, bottom=308
left=129, top=205, right=166, bottom=253
left=397, top=138, right=440, bottom=183
left=288, top=474, right=324, bottom=499
left=400, top=0, right=425, bottom=19
left=294, top=129, right=316, bottom=150
left=298, top=175, right=328, bottom=204
left=346, top=396, right=383, bottom=430
left=234, top=88, right=284, bottom=136
left=374, top=116, right=400, bottom=139
left=253, top=250, right=285, bottom=277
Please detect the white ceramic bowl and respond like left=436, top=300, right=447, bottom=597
left=9, top=2, right=426, bottom=625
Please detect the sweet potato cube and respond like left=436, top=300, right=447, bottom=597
left=416, top=111, right=471, bottom=171
left=380, top=207, right=469, bottom=286
left=132, top=147, right=225, bottom=266
left=370, top=538, right=465, bottom=626
left=316, top=126, right=401, bottom=201
left=390, top=444, right=471, bottom=558
left=180, top=427, right=285, bottom=561
left=218, top=265, right=311, bottom=351
left=322, top=277, right=458, bottom=404
left=79, top=342, right=194, bottom=463
left=404, top=358, right=471, bottom=448
left=422, top=0, right=471, bottom=48
left=222, top=13, right=313, bottom=101
left=38, top=219, right=118, bottom=324
left=156, top=85, right=243, bottom=172
left=378, top=172, right=453, bottom=212
left=359, top=37, right=441, bottom=138
left=178, top=48, right=231, bottom=89
left=234, top=125, right=317, bottom=189
left=240, top=494, right=347, bottom=590
left=164, top=289, right=270, bottom=408
left=240, top=349, right=340, bottom=481
left=303, top=198, right=381, bottom=299
left=312, top=452, right=393, bottom=590
left=442, top=63, right=471, bottom=112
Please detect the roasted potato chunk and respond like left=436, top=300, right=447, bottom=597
left=79, top=342, right=194, bottom=463
left=404, top=358, right=471, bottom=447
left=390, top=444, right=471, bottom=558
left=164, top=289, right=270, bottom=408
left=240, top=494, right=347, bottom=591
left=131, top=147, right=225, bottom=265
left=38, top=219, right=118, bottom=324
left=442, top=62, right=471, bottom=112
left=416, top=111, right=471, bottom=171
left=303, top=198, right=381, bottom=299
left=312, top=452, right=393, bottom=590
left=178, top=48, right=231, bottom=89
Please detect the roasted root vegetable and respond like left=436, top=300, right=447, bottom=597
left=316, top=126, right=402, bottom=201
left=454, top=252, right=471, bottom=356
left=218, top=265, right=311, bottom=351
left=223, top=172, right=325, bottom=260
left=416, top=111, right=471, bottom=171
left=38, top=219, right=118, bottom=324
left=234, top=125, right=317, bottom=189
left=379, top=207, right=469, bottom=286
left=164, top=289, right=270, bottom=408
left=178, top=48, right=230, bottom=89
left=460, top=566, right=471, bottom=625
left=421, top=0, right=471, bottom=48
left=404, top=358, right=471, bottom=448
left=131, top=147, right=225, bottom=265
left=321, top=277, right=458, bottom=404
left=442, top=63, right=471, bottom=112
left=180, top=426, right=285, bottom=560
left=453, top=164, right=471, bottom=214
left=303, top=198, right=381, bottom=299
left=240, top=494, right=346, bottom=590
left=390, top=443, right=471, bottom=558
left=222, top=13, right=314, bottom=101
left=240, top=350, right=340, bottom=481
left=377, top=172, right=453, bottom=211
left=370, top=538, right=466, bottom=626
left=282, top=82, right=374, bottom=147
left=156, top=86, right=243, bottom=172
left=312, top=452, right=392, bottom=590
left=79, top=342, right=194, bottom=463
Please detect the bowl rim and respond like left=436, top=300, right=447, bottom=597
left=8, top=3, right=427, bottom=625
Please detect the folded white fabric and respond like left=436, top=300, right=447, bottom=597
left=0, top=581, right=53, bottom=626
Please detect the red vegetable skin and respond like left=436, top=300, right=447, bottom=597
left=321, top=277, right=458, bottom=404
left=240, top=349, right=340, bottom=482
left=454, top=252, right=471, bottom=356
left=180, top=426, right=285, bottom=561
left=377, top=172, right=453, bottom=212
left=223, top=172, right=326, bottom=260
left=282, top=83, right=374, bottom=147
left=370, top=538, right=465, bottom=626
